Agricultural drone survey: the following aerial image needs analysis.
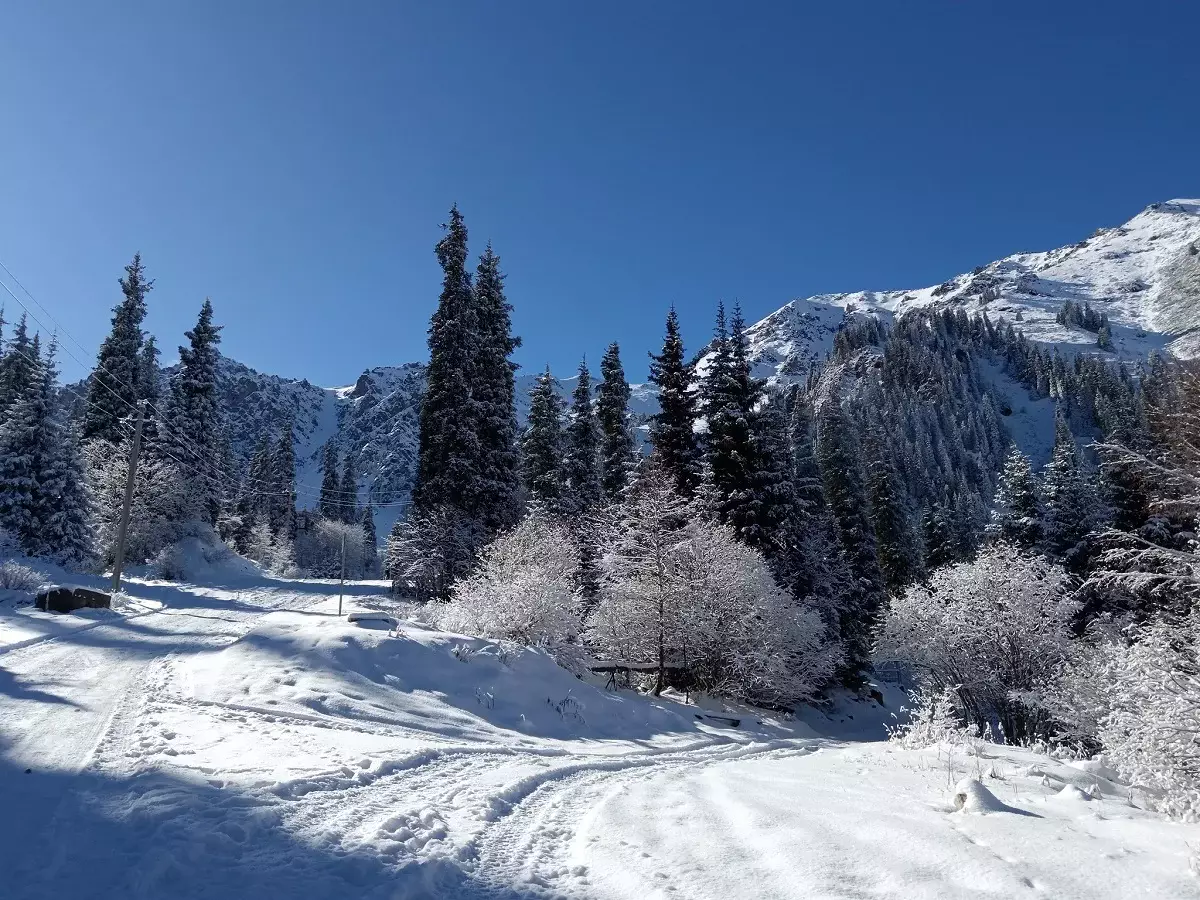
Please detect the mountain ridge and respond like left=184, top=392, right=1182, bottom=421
left=111, top=198, right=1200, bottom=530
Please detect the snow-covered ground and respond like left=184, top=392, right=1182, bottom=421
left=3, top=568, right=1199, bottom=899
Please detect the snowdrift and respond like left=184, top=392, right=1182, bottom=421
left=181, top=610, right=699, bottom=743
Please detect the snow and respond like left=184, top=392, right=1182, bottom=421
left=772, top=199, right=1200, bottom=364
left=2, top=564, right=1199, bottom=899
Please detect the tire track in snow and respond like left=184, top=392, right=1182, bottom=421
left=465, top=741, right=821, bottom=896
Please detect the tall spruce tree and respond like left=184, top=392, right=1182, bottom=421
left=597, top=342, right=637, bottom=500
left=815, top=391, right=887, bottom=682
left=521, top=367, right=566, bottom=506
left=84, top=254, right=152, bottom=443
left=270, top=420, right=297, bottom=540
left=784, top=389, right=854, bottom=664
left=648, top=307, right=698, bottom=496
left=1041, top=413, right=1106, bottom=562
left=165, top=299, right=224, bottom=525
left=240, top=434, right=273, bottom=525
left=339, top=451, right=359, bottom=523
left=0, top=314, right=37, bottom=418
left=921, top=502, right=958, bottom=571
left=412, top=206, right=482, bottom=519
left=318, top=439, right=341, bottom=520
left=986, top=446, right=1042, bottom=547
left=0, top=342, right=92, bottom=561
left=744, top=392, right=800, bottom=561
left=702, top=302, right=763, bottom=539
left=361, top=503, right=378, bottom=576
left=564, top=359, right=603, bottom=514
left=863, top=429, right=923, bottom=593
left=137, top=336, right=162, bottom=449
left=471, top=242, right=522, bottom=532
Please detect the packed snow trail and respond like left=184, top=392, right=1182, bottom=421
left=3, top=582, right=1200, bottom=899
left=0, top=576, right=385, bottom=895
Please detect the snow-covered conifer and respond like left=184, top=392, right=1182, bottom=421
left=986, top=446, right=1041, bottom=547
left=164, top=299, right=224, bottom=525
left=318, top=439, right=341, bottom=520
left=648, top=307, right=699, bottom=496
left=471, top=242, right=522, bottom=533
left=521, top=367, right=566, bottom=507
left=563, top=359, right=603, bottom=514
left=597, top=341, right=637, bottom=500
left=339, top=450, right=359, bottom=523
left=84, top=254, right=151, bottom=443
left=412, top=206, right=482, bottom=519
left=360, top=503, right=378, bottom=576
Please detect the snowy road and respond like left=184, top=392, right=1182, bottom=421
left=3, top=581, right=1199, bottom=899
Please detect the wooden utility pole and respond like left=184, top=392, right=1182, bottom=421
left=111, top=400, right=147, bottom=594
left=337, top=529, right=346, bottom=616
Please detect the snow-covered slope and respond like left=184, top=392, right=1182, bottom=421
left=3, top=576, right=1198, bottom=899
left=764, top=199, right=1200, bottom=365
left=189, top=199, right=1200, bottom=528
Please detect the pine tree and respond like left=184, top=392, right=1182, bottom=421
left=702, top=302, right=764, bottom=540
left=84, top=254, right=152, bottom=443
left=987, top=446, right=1042, bottom=548
left=741, top=390, right=797, bottom=565
left=270, top=420, right=297, bottom=540
left=1042, top=413, right=1106, bottom=562
left=0, top=314, right=37, bottom=418
left=521, top=367, right=566, bottom=506
left=413, top=205, right=482, bottom=519
left=597, top=342, right=637, bottom=500
left=360, top=503, right=377, bottom=576
left=472, top=242, right=522, bottom=532
left=318, top=439, right=341, bottom=520
left=864, top=428, right=923, bottom=594
left=0, top=369, right=40, bottom=545
left=30, top=344, right=92, bottom=562
left=785, top=392, right=851, bottom=617
left=239, top=434, right=273, bottom=526
left=0, top=342, right=92, bottom=561
left=648, top=307, right=698, bottom=496
left=815, top=391, right=887, bottom=682
left=164, top=299, right=224, bottom=525
left=564, top=359, right=603, bottom=514
left=137, top=336, right=162, bottom=449
left=339, top=450, right=359, bottom=523
left=921, top=503, right=958, bottom=571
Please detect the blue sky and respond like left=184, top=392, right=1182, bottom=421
left=0, top=1, right=1196, bottom=385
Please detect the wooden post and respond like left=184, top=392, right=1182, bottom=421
left=111, top=401, right=146, bottom=595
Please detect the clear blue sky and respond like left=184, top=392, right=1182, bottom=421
left=1, top=1, right=1196, bottom=385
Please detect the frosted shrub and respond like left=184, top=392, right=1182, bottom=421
left=888, top=685, right=981, bottom=750
left=436, top=507, right=583, bottom=661
left=85, top=441, right=193, bottom=566
left=591, top=476, right=837, bottom=706
left=0, top=560, right=47, bottom=593
left=1051, top=616, right=1200, bottom=820
left=294, top=518, right=365, bottom=579
left=875, top=545, right=1077, bottom=743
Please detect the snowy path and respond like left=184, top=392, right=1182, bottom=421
left=3, top=582, right=1200, bottom=899
left=0, top=578, right=374, bottom=894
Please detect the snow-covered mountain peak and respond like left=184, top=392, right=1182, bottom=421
left=749, top=199, right=1200, bottom=366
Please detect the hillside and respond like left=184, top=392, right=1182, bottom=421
left=180, top=199, right=1198, bottom=531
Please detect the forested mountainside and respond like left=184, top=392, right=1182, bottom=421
left=163, top=199, right=1195, bottom=532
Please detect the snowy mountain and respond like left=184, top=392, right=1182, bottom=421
left=753, top=199, right=1200, bottom=368
left=192, top=199, right=1199, bottom=528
